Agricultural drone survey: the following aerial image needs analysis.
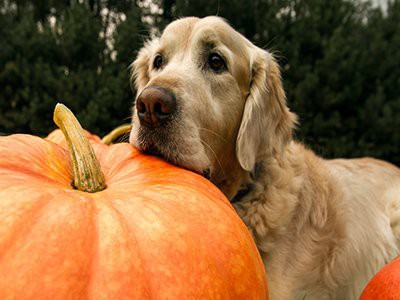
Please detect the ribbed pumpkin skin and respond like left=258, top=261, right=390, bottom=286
left=0, top=132, right=267, bottom=299
left=360, top=256, right=400, bottom=300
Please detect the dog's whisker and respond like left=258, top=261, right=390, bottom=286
left=196, top=127, right=228, bottom=143
left=199, top=138, right=226, bottom=180
left=119, top=131, right=131, bottom=142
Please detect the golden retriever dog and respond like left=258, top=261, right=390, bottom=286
left=129, top=16, right=400, bottom=299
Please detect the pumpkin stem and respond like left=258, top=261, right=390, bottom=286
left=101, top=124, right=132, bottom=145
left=53, top=103, right=107, bottom=193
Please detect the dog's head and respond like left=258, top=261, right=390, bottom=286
left=129, top=16, right=296, bottom=198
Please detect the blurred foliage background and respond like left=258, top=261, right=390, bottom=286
left=1, top=0, right=399, bottom=165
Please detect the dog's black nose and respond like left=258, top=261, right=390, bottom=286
left=136, top=87, right=176, bottom=128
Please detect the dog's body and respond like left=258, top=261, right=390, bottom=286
left=129, top=16, right=400, bottom=299
left=234, top=143, right=400, bottom=299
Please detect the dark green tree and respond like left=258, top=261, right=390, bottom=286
left=1, top=0, right=399, bottom=165
left=0, top=0, right=145, bottom=136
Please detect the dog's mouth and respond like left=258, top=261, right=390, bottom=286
left=142, top=144, right=163, bottom=157
left=139, top=142, right=212, bottom=180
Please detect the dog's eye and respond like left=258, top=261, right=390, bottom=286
left=208, top=53, right=226, bottom=72
left=153, top=54, right=163, bottom=69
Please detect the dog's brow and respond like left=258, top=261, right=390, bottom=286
left=197, top=30, right=221, bottom=46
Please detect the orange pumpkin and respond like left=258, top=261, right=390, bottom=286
left=0, top=104, right=267, bottom=299
left=360, top=256, right=400, bottom=300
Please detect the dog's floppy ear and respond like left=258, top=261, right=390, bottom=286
left=130, top=39, right=159, bottom=92
left=236, top=49, right=297, bottom=172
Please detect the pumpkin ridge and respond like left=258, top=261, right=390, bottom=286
left=0, top=189, right=53, bottom=260
left=1, top=168, right=72, bottom=189
left=86, top=198, right=152, bottom=299
left=110, top=192, right=239, bottom=298
left=0, top=135, right=72, bottom=186
left=0, top=191, right=98, bottom=299
left=83, top=198, right=100, bottom=300
left=137, top=178, right=234, bottom=212
left=94, top=143, right=140, bottom=183
left=109, top=195, right=200, bottom=298
left=102, top=198, right=154, bottom=298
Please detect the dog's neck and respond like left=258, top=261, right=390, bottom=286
left=228, top=142, right=307, bottom=247
left=213, top=142, right=306, bottom=212
left=217, top=146, right=296, bottom=204
left=212, top=163, right=250, bottom=200
left=213, top=158, right=275, bottom=203
left=229, top=161, right=265, bottom=203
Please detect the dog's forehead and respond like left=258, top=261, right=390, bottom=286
left=161, top=17, right=199, bottom=46
left=161, top=16, right=248, bottom=52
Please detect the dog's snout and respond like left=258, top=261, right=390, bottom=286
left=136, top=87, right=176, bottom=128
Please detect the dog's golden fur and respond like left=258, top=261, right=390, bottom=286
left=130, top=16, right=400, bottom=299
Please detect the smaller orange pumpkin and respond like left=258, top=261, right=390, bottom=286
left=360, top=256, right=400, bottom=300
